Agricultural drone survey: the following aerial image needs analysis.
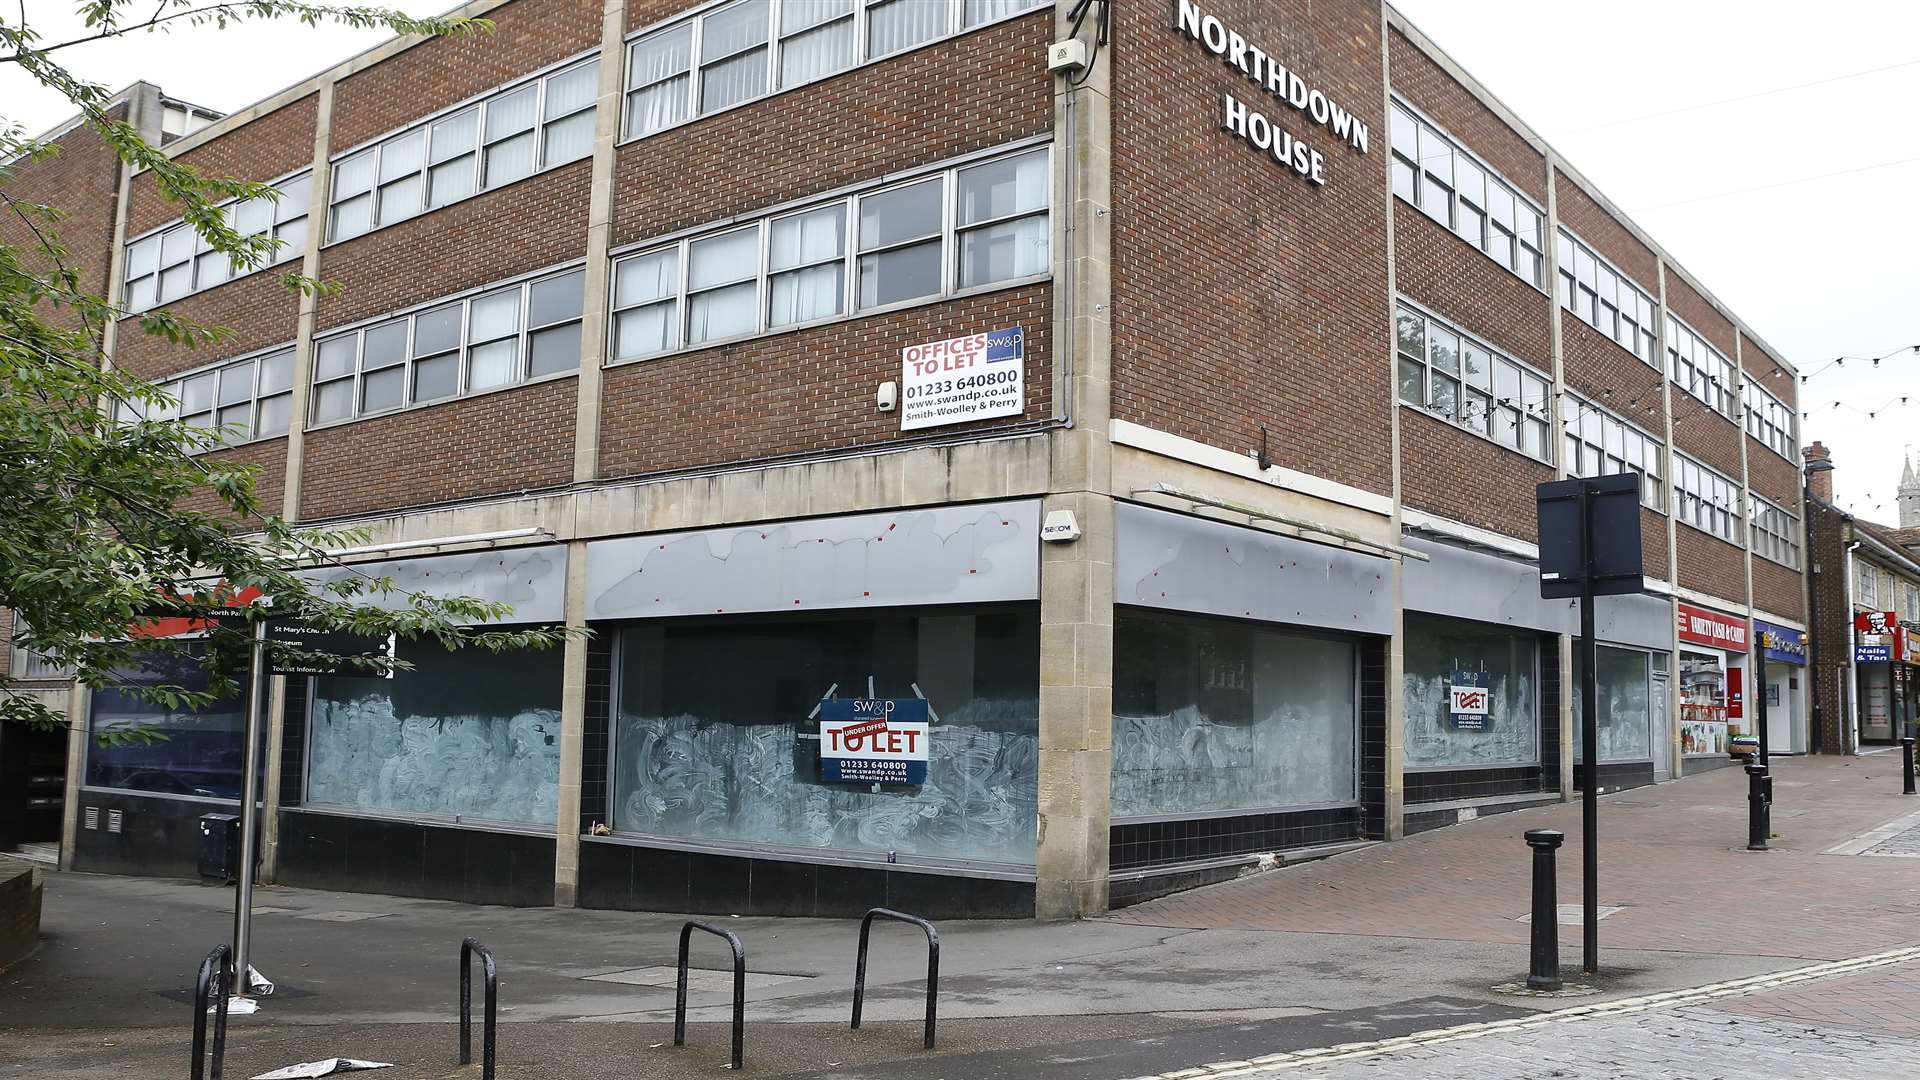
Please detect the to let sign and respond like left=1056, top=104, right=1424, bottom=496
left=1449, top=669, right=1490, bottom=731
left=900, top=326, right=1024, bottom=431
left=1676, top=602, right=1749, bottom=650
left=819, top=698, right=930, bottom=784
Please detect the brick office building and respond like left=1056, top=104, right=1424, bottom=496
left=9, top=0, right=1809, bottom=916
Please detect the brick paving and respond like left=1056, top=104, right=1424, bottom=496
left=1112, top=756, right=1920, bottom=962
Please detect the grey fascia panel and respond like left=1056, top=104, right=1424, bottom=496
left=584, top=500, right=1041, bottom=620
left=1403, top=535, right=1575, bottom=635
left=300, top=545, right=567, bottom=626
left=1114, top=501, right=1392, bottom=635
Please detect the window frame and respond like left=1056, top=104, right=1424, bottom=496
left=1555, top=228, right=1658, bottom=367
left=305, top=262, right=588, bottom=430
left=1665, top=314, right=1738, bottom=420
left=123, top=168, right=313, bottom=313
left=113, top=342, right=299, bottom=451
left=1672, top=451, right=1742, bottom=544
left=1394, top=299, right=1553, bottom=465
left=7, top=612, right=74, bottom=680
left=325, top=53, right=600, bottom=247
left=606, top=140, right=1050, bottom=365
left=1747, top=495, right=1800, bottom=569
left=618, top=0, right=1051, bottom=147
left=1388, top=97, right=1546, bottom=293
left=1560, top=393, right=1666, bottom=512
left=1741, top=374, right=1798, bottom=462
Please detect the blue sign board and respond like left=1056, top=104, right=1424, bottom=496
left=1856, top=644, right=1893, bottom=663
left=819, top=698, right=930, bottom=785
left=1754, top=621, right=1808, bottom=666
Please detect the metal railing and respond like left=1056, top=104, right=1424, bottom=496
left=459, top=937, right=498, bottom=1080
left=674, top=921, right=746, bottom=1071
left=851, top=908, right=940, bottom=1049
left=190, top=944, right=232, bottom=1080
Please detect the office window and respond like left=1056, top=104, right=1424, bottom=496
left=1743, top=375, right=1797, bottom=460
left=7, top=613, right=72, bottom=680
left=1389, top=100, right=1543, bottom=290
left=327, top=57, right=599, bottom=243
left=124, top=172, right=313, bottom=312
left=1857, top=561, right=1879, bottom=608
left=1667, top=316, right=1737, bottom=419
left=1556, top=230, right=1657, bottom=366
left=309, top=267, right=585, bottom=425
left=1395, top=303, right=1550, bottom=463
left=1674, top=453, right=1740, bottom=543
left=1749, top=497, right=1800, bottom=569
left=116, top=345, right=297, bottom=448
left=1561, top=394, right=1665, bottom=510
left=611, top=143, right=1048, bottom=359
left=622, top=0, right=1045, bottom=141
left=1904, top=582, right=1919, bottom=624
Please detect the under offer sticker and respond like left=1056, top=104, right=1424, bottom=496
left=819, top=698, right=930, bottom=785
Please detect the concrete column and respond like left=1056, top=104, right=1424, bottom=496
left=552, top=538, right=591, bottom=907
left=57, top=685, right=90, bottom=871
left=1034, top=8, right=1113, bottom=920
left=1559, top=635, right=1575, bottom=798
left=1656, top=262, right=1684, bottom=778
left=259, top=675, right=289, bottom=880
left=569, top=0, right=629, bottom=485
left=1541, top=159, right=1576, bottom=801
left=278, top=79, right=336, bottom=524
left=1376, top=20, right=1406, bottom=839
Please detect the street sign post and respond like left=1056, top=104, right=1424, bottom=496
left=1538, top=473, right=1644, bottom=977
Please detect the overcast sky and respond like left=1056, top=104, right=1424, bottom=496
left=5, top=1, right=1915, bottom=519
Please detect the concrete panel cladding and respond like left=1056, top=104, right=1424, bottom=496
left=583, top=500, right=1041, bottom=618
left=1112, top=0, right=1394, bottom=497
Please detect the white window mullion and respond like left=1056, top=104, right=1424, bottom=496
left=533, top=76, right=551, bottom=168
left=687, top=17, right=706, bottom=120
left=949, top=0, right=963, bottom=35
left=755, top=217, right=772, bottom=335
left=766, top=0, right=783, bottom=101
left=939, top=163, right=957, bottom=297
left=676, top=236, right=693, bottom=341
left=518, top=278, right=536, bottom=379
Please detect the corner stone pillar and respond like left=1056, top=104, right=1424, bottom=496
left=1036, top=492, right=1114, bottom=919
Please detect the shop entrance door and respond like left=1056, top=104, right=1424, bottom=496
left=1862, top=667, right=1895, bottom=742
left=1651, top=668, right=1670, bottom=778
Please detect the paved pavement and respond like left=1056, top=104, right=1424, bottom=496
left=4, top=754, right=1920, bottom=1078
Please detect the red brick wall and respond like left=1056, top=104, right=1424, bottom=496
left=1672, top=393, right=1743, bottom=481
left=1552, top=171, right=1656, bottom=293
left=1389, top=30, right=1545, bottom=205
left=598, top=286, right=1052, bottom=479
left=179, top=439, right=289, bottom=521
left=1741, top=331, right=1801, bottom=510
left=0, top=105, right=127, bottom=330
left=1111, top=0, right=1394, bottom=496
left=330, top=0, right=601, bottom=152
left=1394, top=212, right=1552, bottom=364
left=1560, top=319, right=1664, bottom=423
left=114, top=272, right=301, bottom=382
left=315, top=162, right=591, bottom=330
left=610, top=13, right=1054, bottom=248
left=1642, top=506, right=1671, bottom=582
left=1674, top=522, right=1746, bottom=600
left=1753, top=557, right=1805, bottom=620
left=299, top=377, right=577, bottom=520
left=1399, top=410, right=1553, bottom=541
left=127, top=95, right=318, bottom=236
left=1663, top=270, right=1736, bottom=357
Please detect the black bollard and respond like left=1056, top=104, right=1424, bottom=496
left=1524, top=829, right=1564, bottom=991
left=1904, top=737, right=1916, bottom=796
left=1746, top=764, right=1770, bottom=851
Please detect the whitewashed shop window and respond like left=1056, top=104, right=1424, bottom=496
left=1742, top=375, right=1797, bottom=461
left=310, top=266, right=584, bottom=425
left=1674, top=452, right=1740, bottom=543
left=1555, top=230, right=1657, bottom=366
left=1749, top=496, right=1800, bottom=569
left=328, top=56, right=598, bottom=243
left=609, top=143, right=1048, bottom=360
left=621, top=0, right=1050, bottom=142
left=1560, top=393, right=1665, bottom=511
left=1389, top=100, right=1544, bottom=290
left=1667, top=315, right=1737, bottom=419
left=1395, top=303, right=1551, bottom=463
left=114, top=345, right=297, bottom=448
left=123, top=172, right=311, bottom=312
left=611, top=608, right=1040, bottom=864
left=1112, top=612, right=1356, bottom=817
left=1402, top=614, right=1538, bottom=769
left=1573, top=646, right=1654, bottom=763
left=307, top=638, right=563, bottom=826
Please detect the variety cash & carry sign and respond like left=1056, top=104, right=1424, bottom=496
left=900, top=326, right=1025, bottom=431
left=819, top=698, right=931, bottom=784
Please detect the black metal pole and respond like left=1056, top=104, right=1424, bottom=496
left=1525, top=829, right=1564, bottom=991
left=1746, top=763, right=1770, bottom=850
left=1903, top=736, right=1915, bottom=795
left=1580, top=489, right=1599, bottom=975
left=1755, top=647, right=1771, bottom=768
